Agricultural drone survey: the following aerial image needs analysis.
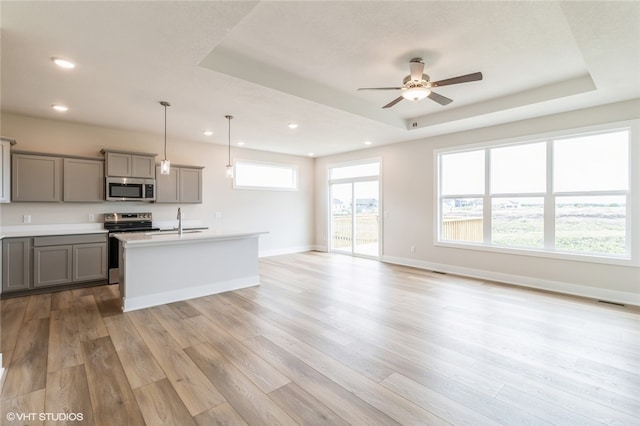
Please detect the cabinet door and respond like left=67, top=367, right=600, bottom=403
left=155, top=165, right=179, bottom=203
left=131, top=155, right=155, bottom=178
left=179, top=168, right=203, bottom=203
left=73, top=243, right=107, bottom=282
left=11, top=154, right=62, bottom=202
left=0, top=141, right=10, bottom=203
left=63, top=158, right=105, bottom=202
left=2, top=238, right=32, bottom=292
left=105, top=152, right=131, bottom=177
left=33, top=245, right=73, bottom=287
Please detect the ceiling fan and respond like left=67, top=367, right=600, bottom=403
left=358, top=58, right=483, bottom=109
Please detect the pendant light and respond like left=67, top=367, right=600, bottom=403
left=225, top=115, right=234, bottom=179
left=160, top=101, right=171, bottom=175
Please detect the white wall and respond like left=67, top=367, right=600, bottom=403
left=314, top=99, right=640, bottom=305
left=0, top=113, right=314, bottom=255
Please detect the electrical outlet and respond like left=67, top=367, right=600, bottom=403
left=214, top=212, right=222, bottom=219
left=88, top=213, right=95, bottom=222
left=410, top=245, right=416, bottom=253
left=23, top=215, right=31, bottom=224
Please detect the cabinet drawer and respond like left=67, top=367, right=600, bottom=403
left=33, top=233, right=107, bottom=247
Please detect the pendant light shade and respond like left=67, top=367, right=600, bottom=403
left=225, top=115, right=233, bottom=179
left=160, top=101, right=171, bottom=175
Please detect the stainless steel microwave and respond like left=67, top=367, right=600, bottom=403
left=105, top=177, right=155, bottom=201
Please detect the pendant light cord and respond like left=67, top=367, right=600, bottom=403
left=225, top=115, right=233, bottom=166
left=160, top=101, right=170, bottom=161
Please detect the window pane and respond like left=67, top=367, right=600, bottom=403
left=330, top=162, right=379, bottom=180
left=235, top=161, right=297, bottom=190
left=555, top=195, right=626, bottom=255
left=554, top=131, right=629, bottom=192
left=441, top=150, right=485, bottom=195
left=491, top=143, right=545, bottom=194
left=441, top=198, right=483, bottom=242
left=491, top=197, right=544, bottom=248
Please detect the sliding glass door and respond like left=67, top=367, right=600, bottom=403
left=329, top=161, right=380, bottom=259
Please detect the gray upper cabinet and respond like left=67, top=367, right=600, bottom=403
left=0, top=138, right=12, bottom=203
left=11, top=153, right=62, bottom=202
left=179, top=167, right=203, bottom=203
left=155, top=166, right=179, bottom=203
left=103, top=150, right=156, bottom=178
left=155, top=165, right=203, bottom=203
left=63, top=158, right=104, bottom=202
left=131, top=155, right=155, bottom=178
left=104, top=152, right=131, bottom=177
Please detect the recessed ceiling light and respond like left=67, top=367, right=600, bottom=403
left=52, top=104, right=69, bottom=112
left=237, top=141, right=245, bottom=146
left=308, top=152, right=315, bottom=157
left=51, top=57, right=75, bottom=69
left=288, top=123, right=298, bottom=129
left=364, top=140, right=372, bottom=145
left=203, top=130, right=213, bottom=136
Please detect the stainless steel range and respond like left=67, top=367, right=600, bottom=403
left=104, top=212, right=159, bottom=283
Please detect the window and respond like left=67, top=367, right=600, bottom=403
left=234, top=160, right=298, bottom=190
left=437, top=124, right=634, bottom=263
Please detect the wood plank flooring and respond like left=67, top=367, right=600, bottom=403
left=1, top=251, right=639, bottom=425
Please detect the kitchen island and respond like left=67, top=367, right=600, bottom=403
left=114, top=229, right=267, bottom=312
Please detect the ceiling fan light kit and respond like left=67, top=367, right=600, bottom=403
left=402, top=86, right=431, bottom=101
left=358, top=57, right=482, bottom=109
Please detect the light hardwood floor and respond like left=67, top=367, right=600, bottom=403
left=1, top=251, right=639, bottom=425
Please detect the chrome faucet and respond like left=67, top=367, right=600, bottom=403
left=177, top=207, right=183, bottom=236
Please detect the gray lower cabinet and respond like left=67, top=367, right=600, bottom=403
left=1, top=233, right=107, bottom=294
left=1, top=238, right=32, bottom=292
left=33, top=245, right=73, bottom=287
left=155, top=165, right=203, bottom=203
left=73, top=242, right=107, bottom=281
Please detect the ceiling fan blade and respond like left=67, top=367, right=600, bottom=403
left=357, top=87, right=402, bottom=91
left=382, top=96, right=404, bottom=109
left=428, top=91, right=453, bottom=106
left=409, top=59, right=425, bottom=81
left=428, top=72, right=483, bottom=88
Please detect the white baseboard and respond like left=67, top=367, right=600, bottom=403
left=259, top=245, right=316, bottom=258
left=382, top=255, right=640, bottom=306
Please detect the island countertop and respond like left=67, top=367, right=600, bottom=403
left=114, top=229, right=268, bottom=248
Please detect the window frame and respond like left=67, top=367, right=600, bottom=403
left=434, top=120, right=637, bottom=267
left=233, top=159, right=299, bottom=191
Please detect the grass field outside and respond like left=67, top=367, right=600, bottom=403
left=442, top=196, right=626, bottom=255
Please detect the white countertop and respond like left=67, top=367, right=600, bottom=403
left=114, top=229, right=268, bottom=248
left=0, top=224, right=108, bottom=239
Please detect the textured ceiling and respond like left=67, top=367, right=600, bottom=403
left=1, top=1, right=639, bottom=157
